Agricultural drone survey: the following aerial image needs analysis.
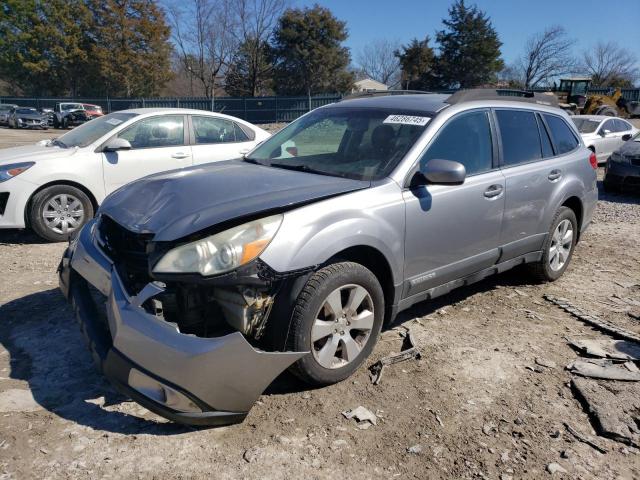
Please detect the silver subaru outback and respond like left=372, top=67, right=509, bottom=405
left=58, top=90, right=598, bottom=426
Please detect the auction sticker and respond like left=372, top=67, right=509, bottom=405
left=106, top=118, right=123, bottom=126
left=383, top=114, right=430, bottom=126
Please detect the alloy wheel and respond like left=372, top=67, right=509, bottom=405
left=310, top=284, right=375, bottom=369
left=548, top=219, right=573, bottom=271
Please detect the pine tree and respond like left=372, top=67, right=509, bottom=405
left=225, top=37, right=273, bottom=97
left=395, top=38, right=435, bottom=90
left=271, top=5, right=354, bottom=96
left=435, top=0, right=503, bottom=88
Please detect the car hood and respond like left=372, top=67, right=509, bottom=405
left=0, top=144, right=77, bottom=166
left=618, top=140, right=640, bottom=157
left=99, top=160, right=370, bottom=241
left=16, top=113, right=46, bottom=120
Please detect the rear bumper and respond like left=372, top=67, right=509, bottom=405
left=59, top=220, right=305, bottom=426
left=604, top=160, right=640, bottom=190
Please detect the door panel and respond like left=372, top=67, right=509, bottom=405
left=102, top=115, right=191, bottom=194
left=596, top=119, right=622, bottom=160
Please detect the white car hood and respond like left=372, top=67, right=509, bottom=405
left=0, top=144, right=79, bottom=166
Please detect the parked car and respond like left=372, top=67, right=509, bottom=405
left=7, top=107, right=49, bottom=129
left=571, top=115, right=638, bottom=164
left=0, top=104, right=18, bottom=125
left=82, top=103, right=104, bottom=119
left=52, top=102, right=90, bottom=129
left=38, top=107, right=54, bottom=126
left=0, top=108, right=270, bottom=241
left=58, top=90, right=598, bottom=426
left=604, top=130, right=640, bottom=192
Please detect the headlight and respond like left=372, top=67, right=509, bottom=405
left=0, top=162, right=35, bottom=182
left=153, top=214, right=283, bottom=276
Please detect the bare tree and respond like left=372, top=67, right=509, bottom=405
left=581, top=41, right=639, bottom=87
left=231, top=0, right=288, bottom=96
left=166, top=0, right=237, bottom=99
left=514, top=26, right=576, bottom=89
left=356, top=39, right=401, bottom=88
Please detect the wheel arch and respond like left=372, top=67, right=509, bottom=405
left=25, top=180, right=99, bottom=226
left=561, top=195, right=583, bottom=240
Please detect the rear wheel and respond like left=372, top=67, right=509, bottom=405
left=287, top=262, right=384, bottom=386
left=29, top=185, right=93, bottom=242
left=527, top=206, right=577, bottom=282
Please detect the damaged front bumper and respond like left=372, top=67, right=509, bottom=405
left=59, top=219, right=305, bottom=426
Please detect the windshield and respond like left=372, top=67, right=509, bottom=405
left=246, top=107, right=431, bottom=181
left=571, top=118, right=600, bottom=134
left=61, top=103, right=83, bottom=111
left=56, top=112, right=138, bottom=148
left=16, top=108, right=37, bottom=114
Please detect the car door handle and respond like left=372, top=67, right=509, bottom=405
left=171, top=152, right=191, bottom=159
left=548, top=169, right=562, bottom=181
left=483, top=184, right=503, bottom=199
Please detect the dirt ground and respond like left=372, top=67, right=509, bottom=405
left=0, top=124, right=640, bottom=479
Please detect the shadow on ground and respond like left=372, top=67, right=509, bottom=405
left=597, top=179, right=640, bottom=204
left=0, top=265, right=536, bottom=433
left=0, top=228, right=49, bottom=245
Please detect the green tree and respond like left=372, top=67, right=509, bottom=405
left=0, top=0, right=94, bottom=95
left=271, top=4, right=353, bottom=96
left=394, top=37, right=435, bottom=90
left=434, top=0, right=503, bottom=88
left=88, top=0, right=173, bottom=97
left=225, top=38, right=274, bottom=97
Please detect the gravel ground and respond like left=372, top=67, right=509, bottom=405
left=0, top=122, right=639, bottom=479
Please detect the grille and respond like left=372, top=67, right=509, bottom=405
left=97, top=215, right=153, bottom=292
left=630, top=157, right=640, bottom=167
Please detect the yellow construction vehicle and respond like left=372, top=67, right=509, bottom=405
left=554, top=77, right=638, bottom=117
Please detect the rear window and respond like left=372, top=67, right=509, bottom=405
left=496, top=110, right=542, bottom=166
left=544, top=115, right=579, bottom=155
left=571, top=118, right=599, bottom=134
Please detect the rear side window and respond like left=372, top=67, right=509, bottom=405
left=543, top=115, right=579, bottom=155
left=613, top=119, right=631, bottom=132
left=496, top=110, right=541, bottom=166
left=420, top=110, right=493, bottom=176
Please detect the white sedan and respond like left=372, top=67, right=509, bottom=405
left=571, top=115, right=638, bottom=164
left=0, top=108, right=270, bottom=241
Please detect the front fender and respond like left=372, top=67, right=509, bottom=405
left=259, top=181, right=405, bottom=286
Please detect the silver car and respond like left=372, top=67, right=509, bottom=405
left=59, top=90, right=598, bottom=426
left=572, top=115, right=638, bottom=164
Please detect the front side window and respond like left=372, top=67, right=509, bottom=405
left=420, top=110, right=493, bottom=176
left=192, top=116, right=248, bottom=144
left=246, top=107, right=431, bottom=181
left=544, top=114, right=579, bottom=155
left=600, top=119, right=616, bottom=134
left=119, top=116, right=184, bottom=149
left=496, top=110, right=542, bottom=166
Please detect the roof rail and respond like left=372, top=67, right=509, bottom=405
left=341, top=89, right=432, bottom=101
left=446, top=89, right=559, bottom=107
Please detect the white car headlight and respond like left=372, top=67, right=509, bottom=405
left=153, top=214, right=283, bottom=276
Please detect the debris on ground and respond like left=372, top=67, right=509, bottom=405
left=546, top=462, right=567, bottom=475
left=566, top=337, right=640, bottom=361
left=342, top=406, right=377, bottom=428
left=567, top=358, right=640, bottom=381
left=571, top=379, right=640, bottom=448
left=544, top=295, right=640, bottom=343
left=563, top=422, right=608, bottom=454
left=369, top=330, right=421, bottom=385
left=535, top=357, right=556, bottom=369
left=407, top=444, right=423, bottom=454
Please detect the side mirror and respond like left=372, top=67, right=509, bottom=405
left=103, top=137, right=132, bottom=152
left=600, top=129, right=611, bottom=137
left=420, top=159, right=466, bottom=185
left=622, top=134, right=632, bottom=141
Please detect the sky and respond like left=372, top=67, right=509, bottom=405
left=295, top=0, right=640, bottom=66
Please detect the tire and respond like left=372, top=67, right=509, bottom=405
left=29, top=185, right=94, bottom=242
left=527, top=206, right=578, bottom=282
left=287, top=262, right=384, bottom=386
left=53, top=116, right=59, bottom=129
left=596, top=106, right=617, bottom=117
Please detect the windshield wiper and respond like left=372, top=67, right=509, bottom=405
left=51, top=138, right=67, bottom=148
left=242, top=157, right=262, bottom=165
left=269, top=162, right=344, bottom=178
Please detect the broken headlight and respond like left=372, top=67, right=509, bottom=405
left=153, top=214, right=283, bottom=276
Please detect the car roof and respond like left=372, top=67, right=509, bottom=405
left=572, top=115, right=622, bottom=122
left=333, top=94, right=451, bottom=115
left=112, top=108, right=257, bottom=124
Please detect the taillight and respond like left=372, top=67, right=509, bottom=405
left=589, top=151, right=597, bottom=169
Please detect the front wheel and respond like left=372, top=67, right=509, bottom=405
left=527, top=206, right=577, bottom=282
left=287, top=262, right=384, bottom=386
left=29, top=185, right=94, bottom=242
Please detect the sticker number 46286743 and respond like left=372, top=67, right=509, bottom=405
left=383, top=115, right=430, bottom=126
